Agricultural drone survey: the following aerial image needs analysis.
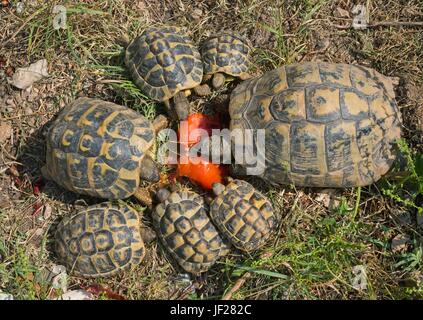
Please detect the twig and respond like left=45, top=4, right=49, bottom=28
left=333, top=21, right=423, bottom=30
left=222, top=272, right=251, bottom=300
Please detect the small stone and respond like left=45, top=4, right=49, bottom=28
left=391, top=234, right=410, bottom=253
left=25, top=107, right=33, bottom=115
left=352, top=265, right=367, bottom=291
left=6, top=98, right=15, bottom=106
left=43, top=204, right=52, bottom=220
left=335, top=7, right=350, bottom=18
left=16, top=2, right=25, bottom=14
left=11, top=59, right=49, bottom=90
left=0, top=122, right=12, bottom=143
left=0, top=292, right=14, bottom=300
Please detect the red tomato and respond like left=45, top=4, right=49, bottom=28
left=176, top=157, right=228, bottom=190
left=178, top=113, right=222, bottom=146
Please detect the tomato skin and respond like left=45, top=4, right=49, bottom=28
left=176, top=113, right=227, bottom=190
left=178, top=113, right=222, bottom=146
left=176, top=157, right=228, bottom=190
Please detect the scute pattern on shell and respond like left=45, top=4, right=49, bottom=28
left=201, top=32, right=250, bottom=77
left=210, top=180, right=275, bottom=252
left=229, top=62, right=402, bottom=187
left=125, top=26, right=203, bottom=101
left=55, top=203, right=145, bottom=277
left=153, top=190, right=229, bottom=274
left=44, top=97, right=155, bottom=199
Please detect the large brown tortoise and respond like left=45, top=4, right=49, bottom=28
left=229, top=62, right=402, bottom=187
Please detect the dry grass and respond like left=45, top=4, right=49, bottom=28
left=0, top=0, right=422, bottom=300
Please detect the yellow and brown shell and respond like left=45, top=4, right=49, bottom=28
left=153, top=190, right=229, bottom=274
left=210, top=180, right=275, bottom=252
left=201, top=32, right=250, bottom=78
left=229, top=62, right=402, bottom=187
left=55, top=203, right=145, bottom=277
left=44, top=97, right=155, bottom=199
left=125, top=26, right=203, bottom=101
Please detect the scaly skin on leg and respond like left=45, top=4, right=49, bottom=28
left=133, top=187, right=153, bottom=208
left=152, top=115, right=168, bottom=133
left=193, top=84, right=211, bottom=96
left=212, top=73, right=226, bottom=89
left=173, top=91, right=190, bottom=120
left=202, top=74, right=213, bottom=82
left=163, top=99, right=178, bottom=120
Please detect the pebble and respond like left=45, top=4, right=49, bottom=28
left=6, top=98, right=15, bottom=106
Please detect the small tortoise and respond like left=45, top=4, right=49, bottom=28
left=42, top=97, right=167, bottom=203
left=125, top=26, right=208, bottom=120
left=153, top=189, right=229, bottom=274
left=201, top=31, right=251, bottom=89
left=210, top=179, right=275, bottom=252
left=55, top=202, right=145, bottom=277
left=229, top=62, right=402, bottom=187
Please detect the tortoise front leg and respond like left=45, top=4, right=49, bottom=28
left=172, top=91, right=190, bottom=121
left=133, top=187, right=153, bottom=208
left=152, top=114, right=168, bottom=133
left=163, top=99, right=178, bottom=121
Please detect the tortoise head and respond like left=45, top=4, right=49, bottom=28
left=155, top=188, right=171, bottom=203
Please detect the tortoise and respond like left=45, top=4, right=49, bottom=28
left=229, top=62, right=402, bottom=187
left=153, top=188, right=230, bottom=274
left=210, top=178, right=275, bottom=252
left=200, top=31, right=251, bottom=89
left=55, top=202, right=145, bottom=277
left=125, top=26, right=209, bottom=120
left=42, top=97, right=168, bottom=204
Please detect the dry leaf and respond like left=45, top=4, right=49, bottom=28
left=0, top=122, right=12, bottom=143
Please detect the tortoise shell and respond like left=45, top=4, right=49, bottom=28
left=44, top=97, right=155, bottom=199
left=210, top=179, right=275, bottom=252
left=229, top=62, right=402, bottom=187
left=153, top=190, right=229, bottom=274
left=55, top=202, right=145, bottom=277
left=125, top=26, right=203, bottom=101
left=201, top=32, right=250, bottom=78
